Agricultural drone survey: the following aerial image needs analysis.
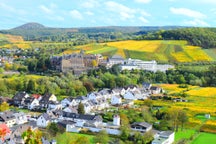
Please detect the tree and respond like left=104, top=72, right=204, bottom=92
left=93, top=130, right=109, bottom=144
left=120, top=114, right=130, bottom=141
left=177, top=110, right=188, bottom=131
left=0, top=102, right=9, bottom=112
left=26, top=79, right=36, bottom=93
left=78, top=102, right=85, bottom=114
left=22, top=127, right=42, bottom=144
left=47, top=122, right=58, bottom=136
left=141, top=131, right=154, bottom=144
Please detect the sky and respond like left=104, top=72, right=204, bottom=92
left=0, top=0, right=216, bottom=29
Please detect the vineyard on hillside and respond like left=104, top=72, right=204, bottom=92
left=77, top=40, right=214, bottom=63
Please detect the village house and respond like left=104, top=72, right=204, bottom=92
left=0, top=111, right=16, bottom=127
left=60, top=112, right=103, bottom=127
left=107, top=55, right=125, bottom=68
left=37, top=113, right=51, bottom=128
left=150, top=86, right=162, bottom=94
left=12, top=92, right=29, bottom=107
left=39, top=93, right=57, bottom=109
left=152, top=131, right=175, bottom=144
left=23, top=97, right=40, bottom=110
left=142, top=82, right=152, bottom=90
left=63, top=106, right=78, bottom=113
left=61, top=97, right=74, bottom=108
left=111, top=95, right=122, bottom=105
left=123, top=91, right=136, bottom=100
left=13, top=112, right=28, bottom=125
left=131, top=122, right=153, bottom=133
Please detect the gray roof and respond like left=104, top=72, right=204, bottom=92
left=13, top=92, right=28, bottom=101
left=40, top=93, right=54, bottom=104
left=0, top=111, right=15, bottom=121
left=131, top=122, right=152, bottom=128
left=57, top=120, right=76, bottom=128
left=62, top=112, right=102, bottom=121
left=160, top=131, right=174, bottom=137
left=40, top=113, right=51, bottom=121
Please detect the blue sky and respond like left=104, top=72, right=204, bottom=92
left=0, top=0, right=216, bottom=29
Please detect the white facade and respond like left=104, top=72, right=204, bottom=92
left=28, top=99, right=40, bottom=110
left=37, top=115, right=50, bottom=128
left=111, top=95, right=122, bottom=105
left=123, top=92, right=136, bottom=100
left=152, top=131, right=175, bottom=144
left=13, top=112, right=28, bottom=125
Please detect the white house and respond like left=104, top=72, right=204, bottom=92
left=0, top=111, right=16, bottom=127
left=37, top=113, right=51, bottom=128
left=61, top=97, right=74, bottom=108
left=48, top=101, right=62, bottom=111
left=13, top=112, right=28, bottom=125
left=25, top=98, right=40, bottom=110
left=111, top=95, right=122, bottom=105
left=150, top=86, right=162, bottom=94
left=123, top=91, right=136, bottom=100
left=98, top=89, right=112, bottom=99
left=131, top=122, right=152, bottom=133
left=152, top=131, right=175, bottom=144
left=63, top=106, right=78, bottom=113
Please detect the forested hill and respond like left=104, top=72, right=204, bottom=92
left=137, top=28, right=216, bottom=48
left=0, top=22, right=183, bottom=41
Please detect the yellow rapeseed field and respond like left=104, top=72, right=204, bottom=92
left=105, top=40, right=161, bottom=52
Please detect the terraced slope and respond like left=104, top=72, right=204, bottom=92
left=76, top=40, right=214, bottom=63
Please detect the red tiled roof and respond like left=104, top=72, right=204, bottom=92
left=32, top=94, right=41, bottom=99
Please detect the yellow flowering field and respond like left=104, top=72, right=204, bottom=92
left=186, top=87, right=216, bottom=97
left=105, top=40, right=161, bottom=52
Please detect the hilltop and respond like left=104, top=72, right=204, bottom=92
left=0, top=22, right=183, bottom=41
left=12, top=22, right=46, bottom=30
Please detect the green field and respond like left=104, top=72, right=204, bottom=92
left=55, top=132, right=95, bottom=144
left=191, top=133, right=216, bottom=144
left=175, top=129, right=196, bottom=141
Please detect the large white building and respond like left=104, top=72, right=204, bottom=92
left=120, top=58, right=174, bottom=72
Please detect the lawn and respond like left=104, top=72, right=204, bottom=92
left=55, top=132, right=95, bottom=144
left=191, top=132, right=216, bottom=144
left=175, top=129, right=196, bottom=141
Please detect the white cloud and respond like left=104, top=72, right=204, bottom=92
left=183, top=19, right=209, bottom=26
left=70, top=10, right=83, bottom=20
left=139, top=16, right=149, bottom=23
left=210, top=9, right=216, bottom=15
left=81, top=0, right=99, bottom=8
left=0, top=3, right=26, bottom=15
left=85, top=11, right=94, bottom=16
left=105, top=1, right=136, bottom=20
left=39, top=5, right=53, bottom=14
left=170, top=7, right=206, bottom=19
left=134, top=0, right=152, bottom=3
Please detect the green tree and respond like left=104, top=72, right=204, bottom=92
left=22, top=127, right=42, bottom=144
left=94, top=130, right=109, bottom=144
left=78, top=102, right=85, bottom=114
left=0, top=102, right=9, bottom=112
left=27, top=79, right=36, bottom=93
left=73, top=136, right=90, bottom=144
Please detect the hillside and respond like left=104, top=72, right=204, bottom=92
left=75, top=40, right=215, bottom=63
left=0, top=22, right=183, bottom=41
